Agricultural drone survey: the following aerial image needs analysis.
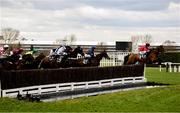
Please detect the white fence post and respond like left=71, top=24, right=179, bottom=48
left=56, top=84, right=59, bottom=92
left=169, top=62, right=172, bottom=72
left=71, top=83, right=74, bottom=91
left=174, top=66, right=177, bottom=72
left=85, top=82, right=88, bottom=89
left=159, top=65, right=162, bottom=72
left=164, top=62, right=180, bottom=73
left=143, top=64, right=146, bottom=77
left=38, top=86, right=41, bottom=94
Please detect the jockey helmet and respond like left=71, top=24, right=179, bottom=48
left=145, top=43, right=150, bottom=47
left=4, top=44, right=9, bottom=48
left=91, top=46, right=96, bottom=49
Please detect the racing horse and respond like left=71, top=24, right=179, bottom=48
left=68, top=50, right=110, bottom=67
left=16, top=54, right=35, bottom=70
left=69, top=47, right=84, bottom=58
left=38, top=46, right=73, bottom=69
left=38, top=56, right=59, bottom=69
left=123, top=45, right=165, bottom=65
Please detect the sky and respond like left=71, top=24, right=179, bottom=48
left=0, top=0, right=180, bottom=43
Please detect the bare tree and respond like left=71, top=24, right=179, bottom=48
left=131, top=34, right=153, bottom=52
left=142, top=34, right=153, bottom=44
left=1, top=28, right=20, bottom=44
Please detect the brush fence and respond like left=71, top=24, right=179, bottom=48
left=0, top=64, right=146, bottom=97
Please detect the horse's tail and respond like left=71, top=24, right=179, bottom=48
left=123, top=54, right=130, bottom=65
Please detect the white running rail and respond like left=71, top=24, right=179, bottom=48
left=1, top=76, right=146, bottom=98
left=159, top=62, right=180, bottom=72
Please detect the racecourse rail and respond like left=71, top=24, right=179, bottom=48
left=0, top=64, right=146, bottom=98
left=159, top=62, right=180, bottom=72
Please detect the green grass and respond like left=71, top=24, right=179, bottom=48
left=146, top=67, right=180, bottom=85
left=0, top=67, right=180, bottom=112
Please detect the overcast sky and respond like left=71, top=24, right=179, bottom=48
left=0, top=0, right=180, bottom=43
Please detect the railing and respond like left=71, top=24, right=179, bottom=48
left=1, top=76, right=146, bottom=98
left=100, top=52, right=131, bottom=67
left=159, top=62, right=180, bottom=72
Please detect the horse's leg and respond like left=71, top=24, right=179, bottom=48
left=123, top=54, right=129, bottom=65
left=126, top=54, right=135, bottom=64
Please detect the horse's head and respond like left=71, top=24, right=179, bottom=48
left=147, top=49, right=159, bottom=63
left=65, top=46, right=73, bottom=53
left=157, top=45, right=165, bottom=53
left=36, top=53, right=46, bottom=60
left=99, top=50, right=110, bottom=59
left=147, top=45, right=164, bottom=64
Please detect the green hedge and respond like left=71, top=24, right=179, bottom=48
left=160, top=52, right=180, bottom=63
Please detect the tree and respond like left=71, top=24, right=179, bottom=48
left=131, top=34, right=153, bottom=52
left=1, top=28, right=20, bottom=44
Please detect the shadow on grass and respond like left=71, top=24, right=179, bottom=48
left=146, top=82, right=170, bottom=86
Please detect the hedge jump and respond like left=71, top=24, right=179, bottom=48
left=0, top=64, right=145, bottom=98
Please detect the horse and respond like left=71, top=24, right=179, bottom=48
left=69, top=47, right=84, bottom=58
left=33, top=53, right=46, bottom=69
left=0, top=57, right=17, bottom=70
left=38, top=56, right=59, bottom=69
left=123, top=46, right=165, bottom=65
left=16, top=54, right=35, bottom=70
left=146, top=46, right=164, bottom=64
left=68, top=50, right=110, bottom=67
left=123, top=53, right=144, bottom=65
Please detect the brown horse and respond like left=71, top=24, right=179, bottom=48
left=123, top=53, right=144, bottom=65
left=16, top=54, right=35, bottom=70
left=124, top=46, right=165, bottom=65
left=68, top=50, right=110, bottom=67
left=38, top=56, right=59, bottom=69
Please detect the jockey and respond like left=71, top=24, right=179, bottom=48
left=138, top=43, right=150, bottom=58
left=86, top=46, right=96, bottom=58
left=0, top=46, right=4, bottom=56
left=12, top=48, right=23, bottom=55
left=84, top=46, right=96, bottom=64
left=54, top=45, right=67, bottom=56
left=0, top=45, right=10, bottom=57
left=25, top=45, right=37, bottom=55
left=10, top=48, right=24, bottom=61
left=73, top=45, right=84, bottom=57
